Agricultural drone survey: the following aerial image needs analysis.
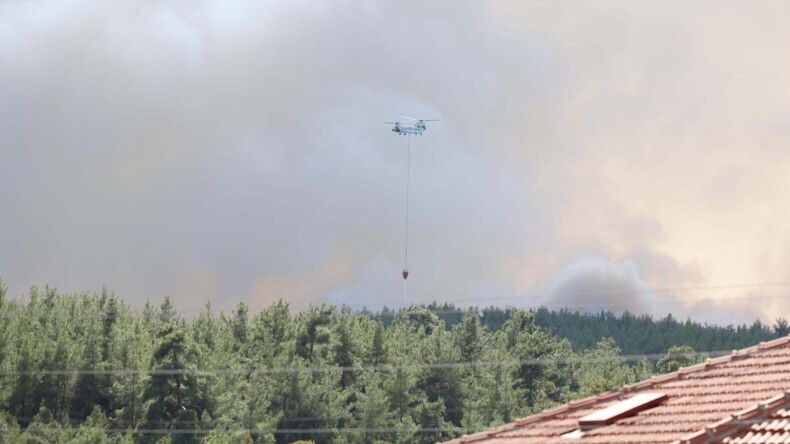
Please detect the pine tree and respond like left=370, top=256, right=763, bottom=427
left=368, top=321, right=388, bottom=367
left=296, top=305, right=334, bottom=362
left=452, top=311, right=487, bottom=430
left=354, top=372, right=392, bottom=444
left=576, top=337, right=634, bottom=397
left=500, top=310, right=562, bottom=410
left=657, top=345, right=697, bottom=374
left=142, top=321, right=204, bottom=443
left=71, top=406, right=111, bottom=444
left=332, top=311, right=358, bottom=389
left=416, top=321, right=463, bottom=428
left=774, top=318, right=790, bottom=337
left=109, top=318, right=151, bottom=430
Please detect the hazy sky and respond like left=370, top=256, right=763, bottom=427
left=2, top=0, right=789, bottom=324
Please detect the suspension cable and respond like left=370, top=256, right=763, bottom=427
left=403, top=134, right=411, bottom=280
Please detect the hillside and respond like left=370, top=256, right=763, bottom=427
left=0, top=285, right=785, bottom=443
left=383, top=303, right=786, bottom=354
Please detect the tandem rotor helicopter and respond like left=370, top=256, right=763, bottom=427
left=384, top=116, right=440, bottom=135
left=384, top=115, right=440, bottom=282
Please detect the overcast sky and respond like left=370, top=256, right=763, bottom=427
left=2, top=0, right=789, bottom=324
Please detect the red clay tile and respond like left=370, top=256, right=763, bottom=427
left=440, top=336, right=790, bottom=444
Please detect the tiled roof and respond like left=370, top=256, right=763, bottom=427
left=440, top=335, right=790, bottom=444
left=720, top=409, right=790, bottom=444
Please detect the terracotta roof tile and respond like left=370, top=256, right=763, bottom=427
left=720, top=410, right=790, bottom=444
left=440, top=335, right=790, bottom=444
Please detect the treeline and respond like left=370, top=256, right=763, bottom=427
left=376, top=303, right=787, bottom=354
left=0, top=284, right=782, bottom=444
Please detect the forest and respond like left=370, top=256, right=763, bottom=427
left=0, top=283, right=786, bottom=444
left=391, top=302, right=785, bottom=354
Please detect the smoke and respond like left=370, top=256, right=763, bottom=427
left=528, top=255, right=767, bottom=325
left=1, top=1, right=789, bottom=323
left=532, top=257, right=657, bottom=314
left=0, top=0, right=546, bottom=314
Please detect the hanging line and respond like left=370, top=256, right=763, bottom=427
left=402, top=134, right=411, bottom=280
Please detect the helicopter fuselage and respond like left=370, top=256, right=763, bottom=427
left=391, top=123, right=427, bottom=135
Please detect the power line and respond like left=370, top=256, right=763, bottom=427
left=12, top=426, right=474, bottom=435
left=0, top=350, right=731, bottom=376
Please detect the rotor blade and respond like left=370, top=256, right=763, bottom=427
left=383, top=122, right=398, bottom=124
left=422, top=119, right=440, bottom=121
left=399, top=116, right=418, bottom=121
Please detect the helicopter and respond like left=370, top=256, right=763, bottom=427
left=384, top=116, right=440, bottom=135
left=385, top=116, right=440, bottom=281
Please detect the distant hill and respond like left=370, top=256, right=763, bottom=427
left=371, top=303, right=787, bottom=355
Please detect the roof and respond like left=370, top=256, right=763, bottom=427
left=440, top=335, right=790, bottom=444
left=722, top=409, right=790, bottom=444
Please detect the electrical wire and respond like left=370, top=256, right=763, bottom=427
left=10, top=426, right=474, bottom=435
left=0, top=350, right=735, bottom=376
